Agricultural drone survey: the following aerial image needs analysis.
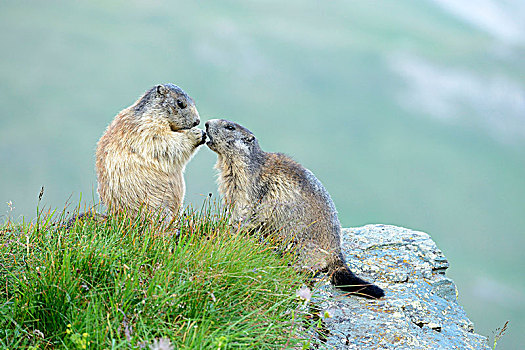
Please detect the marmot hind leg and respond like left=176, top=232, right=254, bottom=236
left=65, top=211, right=107, bottom=229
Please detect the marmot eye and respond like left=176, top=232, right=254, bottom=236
left=177, top=99, right=187, bottom=109
left=225, top=125, right=235, bottom=131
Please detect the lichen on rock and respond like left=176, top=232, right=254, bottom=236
left=310, top=224, right=489, bottom=349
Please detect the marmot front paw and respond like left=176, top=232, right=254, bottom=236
left=185, top=127, right=206, bottom=146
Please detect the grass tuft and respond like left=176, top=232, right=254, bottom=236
left=492, top=320, right=509, bottom=350
left=0, top=200, right=314, bottom=349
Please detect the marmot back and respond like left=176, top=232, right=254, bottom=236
left=96, top=84, right=206, bottom=219
left=205, top=119, right=384, bottom=299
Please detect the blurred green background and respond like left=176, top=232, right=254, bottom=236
left=1, top=1, right=524, bottom=348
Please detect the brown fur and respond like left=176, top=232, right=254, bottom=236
left=206, top=119, right=384, bottom=298
left=96, top=84, right=205, bottom=219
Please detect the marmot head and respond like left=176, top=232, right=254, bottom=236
left=133, top=83, right=200, bottom=131
left=205, top=119, right=261, bottom=158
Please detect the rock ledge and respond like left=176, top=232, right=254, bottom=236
left=313, top=224, right=489, bottom=349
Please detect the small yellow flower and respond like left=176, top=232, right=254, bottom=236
left=83, top=332, right=89, bottom=338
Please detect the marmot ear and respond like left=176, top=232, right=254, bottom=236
left=245, top=135, right=255, bottom=143
left=156, top=85, right=168, bottom=96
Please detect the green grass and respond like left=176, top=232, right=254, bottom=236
left=0, top=201, right=314, bottom=349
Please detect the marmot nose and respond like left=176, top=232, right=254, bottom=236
left=192, top=120, right=200, bottom=128
left=205, top=121, right=209, bottom=129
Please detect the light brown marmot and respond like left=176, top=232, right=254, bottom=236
left=96, top=84, right=206, bottom=219
left=205, top=119, right=384, bottom=299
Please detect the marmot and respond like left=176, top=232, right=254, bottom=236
left=95, top=84, right=206, bottom=219
left=205, top=119, right=384, bottom=299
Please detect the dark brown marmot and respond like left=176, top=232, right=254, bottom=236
left=205, top=118, right=384, bottom=299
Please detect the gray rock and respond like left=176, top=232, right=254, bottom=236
left=308, top=224, right=489, bottom=349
